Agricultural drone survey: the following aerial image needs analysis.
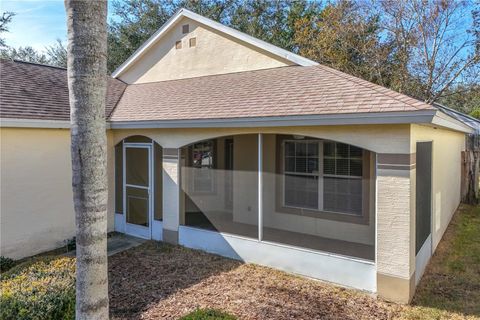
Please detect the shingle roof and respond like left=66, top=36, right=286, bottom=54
left=0, top=59, right=438, bottom=124
left=0, top=59, right=126, bottom=121
left=109, top=65, right=435, bottom=122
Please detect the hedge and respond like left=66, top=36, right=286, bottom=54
left=0, top=256, right=76, bottom=320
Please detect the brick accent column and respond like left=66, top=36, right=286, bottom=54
left=162, top=148, right=180, bottom=245
left=376, top=153, right=416, bottom=303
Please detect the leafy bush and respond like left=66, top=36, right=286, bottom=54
left=0, top=256, right=15, bottom=273
left=180, top=308, right=237, bottom=320
left=0, top=256, right=76, bottom=320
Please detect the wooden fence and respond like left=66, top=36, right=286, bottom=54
left=461, top=134, right=480, bottom=204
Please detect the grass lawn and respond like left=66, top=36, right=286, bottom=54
left=2, top=204, right=479, bottom=319
left=395, top=204, right=480, bottom=320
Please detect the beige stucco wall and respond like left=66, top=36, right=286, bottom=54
left=110, top=124, right=411, bottom=152
left=118, top=17, right=293, bottom=84
left=410, top=124, right=465, bottom=250
left=0, top=128, right=115, bottom=259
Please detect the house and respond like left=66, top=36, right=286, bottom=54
left=0, top=9, right=478, bottom=304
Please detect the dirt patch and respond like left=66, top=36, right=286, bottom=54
left=109, top=242, right=398, bottom=320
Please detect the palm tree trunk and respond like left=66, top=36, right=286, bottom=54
left=64, top=1, right=109, bottom=319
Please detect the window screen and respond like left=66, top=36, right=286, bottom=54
left=115, top=142, right=123, bottom=214
left=323, top=141, right=363, bottom=215
left=154, top=143, right=163, bottom=220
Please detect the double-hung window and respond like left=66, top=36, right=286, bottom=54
left=323, top=142, right=363, bottom=215
left=283, top=139, right=364, bottom=216
left=284, top=140, right=320, bottom=209
left=191, top=140, right=215, bottom=193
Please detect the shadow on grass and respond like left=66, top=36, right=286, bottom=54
left=108, top=241, right=242, bottom=319
left=410, top=204, right=480, bottom=318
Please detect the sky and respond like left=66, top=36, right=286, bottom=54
left=0, top=0, right=119, bottom=52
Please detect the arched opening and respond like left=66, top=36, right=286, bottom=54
left=179, top=133, right=375, bottom=260
left=114, top=135, right=163, bottom=239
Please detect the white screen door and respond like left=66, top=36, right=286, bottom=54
left=124, top=143, right=152, bottom=239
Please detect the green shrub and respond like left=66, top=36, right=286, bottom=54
left=0, top=256, right=75, bottom=320
left=179, top=308, right=237, bottom=320
left=0, top=256, right=15, bottom=273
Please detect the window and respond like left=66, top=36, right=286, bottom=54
left=182, top=24, right=189, bottom=33
left=189, top=37, right=196, bottom=47
left=282, top=139, right=364, bottom=216
left=175, top=41, right=182, bottom=49
left=191, top=140, right=215, bottom=193
left=284, top=140, right=319, bottom=209
left=323, top=142, right=363, bottom=215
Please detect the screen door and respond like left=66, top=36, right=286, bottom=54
left=124, top=144, right=151, bottom=239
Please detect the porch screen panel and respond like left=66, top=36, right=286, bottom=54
left=180, top=135, right=258, bottom=239
left=126, top=186, right=149, bottom=227
left=263, top=135, right=374, bottom=261
left=323, top=142, right=363, bottom=215
left=154, top=143, right=163, bottom=221
left=115, top=142, right=123, bottom=214
left=126, top=148, right=149, bottom=187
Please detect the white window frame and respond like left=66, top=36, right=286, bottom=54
left=190, top=140, right=216, bottom=194
left=283, top=139, right=323, bottom=211
left=282, top=139, right=363, bottom=215
left=322, top=141, right=363, bottom=216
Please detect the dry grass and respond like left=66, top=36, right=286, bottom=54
left=108, top=204, right=480, bottom=320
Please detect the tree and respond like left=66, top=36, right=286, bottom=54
left=64, top=0, right=109, bottom=319
left=0, top=46, right=48, bottom=64
left=294, top=1, right=391, bottom=86
left=379, top=0, right=479, bottom=103
left=0, top=11, right=15, bottom=48
left=46, top=39, right=68, bottom=68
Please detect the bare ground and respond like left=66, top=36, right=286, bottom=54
left=108, top=204, right=480, bottom=320
left=109, top=242, right=398, bottom=320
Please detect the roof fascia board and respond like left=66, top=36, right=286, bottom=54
left=111, top=8, right=317, bottom=78
left=0, top=118, right=71, bottom=128
left=0, top=118, right=113, bottom=129
left=431, top=111, right=474, bottom=134
left=109, top=110, right=437, bottom=129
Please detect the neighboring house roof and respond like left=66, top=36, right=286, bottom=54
left=434, top=103, right=480, bottom=134
left=0, top=59, right=126, bottom=121
left=111, top=8, right=318, bottom=79
left=110, top=64, right=435, bottom=123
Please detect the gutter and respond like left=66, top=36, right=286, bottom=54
left=108, top=110, right=437, bottom=129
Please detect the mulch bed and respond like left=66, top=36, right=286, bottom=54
left=109, top=241, right=399, bottom=320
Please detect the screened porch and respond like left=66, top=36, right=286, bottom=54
left=179, top=134, right=375, bottom=261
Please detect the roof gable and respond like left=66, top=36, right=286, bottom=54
left=112, top=9, right=317, bottom=83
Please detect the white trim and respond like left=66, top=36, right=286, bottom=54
left=109, top=110, right=438, bottom=129
left=111, top=8, right=317, bottom=78
left=258, top=133, right=263, bottom=241
left=123, top=143, right=153, bottom=239
left=178, top=226, right=376, bottom=292
left=0, top=118, right=71, bottom=128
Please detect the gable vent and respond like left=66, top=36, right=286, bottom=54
left=182, top=24, right=189, bottom=34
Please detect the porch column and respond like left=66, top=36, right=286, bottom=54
left=376, top=153, right=416, bottom=303
left=162, top=148, right=181, bottom=245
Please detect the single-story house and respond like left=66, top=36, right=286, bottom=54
left=1, top=9, right=478, bottom=304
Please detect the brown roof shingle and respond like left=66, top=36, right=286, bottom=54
left=1, top=59, right=435, bottom=124
left=109, top=65, right=434, bottom=122
left=0, top=59, right=126, bottom=121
